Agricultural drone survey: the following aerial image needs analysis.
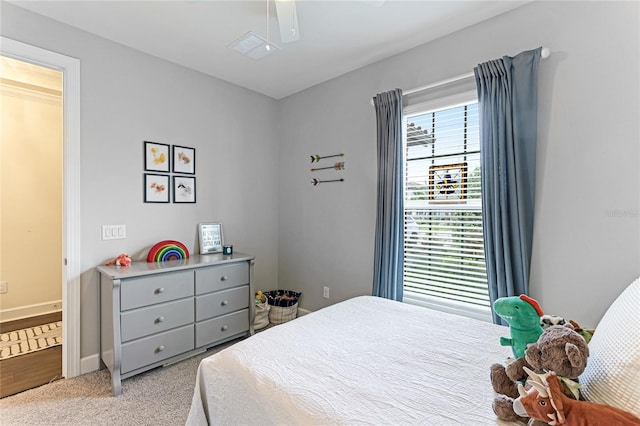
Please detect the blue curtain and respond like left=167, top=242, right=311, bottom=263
left=474, top=48, right=542, bottom=323
left=372, top=89, right=404, bottom=301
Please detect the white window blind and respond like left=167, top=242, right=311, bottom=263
left=403, top=94, right=491, bottom=321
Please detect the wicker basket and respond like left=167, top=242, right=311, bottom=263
left=264, top=290, right=301, bottom=325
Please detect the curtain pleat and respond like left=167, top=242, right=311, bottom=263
left=474, top=48, right=541, bottom=323
left=372, top=89, right=404, bottom=301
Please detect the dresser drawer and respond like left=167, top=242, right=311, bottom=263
left=121, top=325, right=194, bottom=374
left=120, top=270, right=193, bottom=311
left=121, top=298, right=194, bottom=342
left=195, top=286, right=249, bottom=322
left=195, top=263, right=248, bottom=295
left=195, top=309, right=249, bottom=348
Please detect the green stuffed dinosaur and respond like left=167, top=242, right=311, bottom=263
left=494, top=294, right=544, bottom=359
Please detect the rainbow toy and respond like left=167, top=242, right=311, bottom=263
left=146, top=240, right=190, bottom=263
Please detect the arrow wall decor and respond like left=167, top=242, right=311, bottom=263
left=310, top=153, right=344, bottom=163
left=310, top=162, right=345, bottom=172
left=312, top=178, right=344, bottom=186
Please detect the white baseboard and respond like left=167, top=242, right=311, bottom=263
left=297, top=308, right=312, bottom=317
left=0, top=300, right=63, bottom=323
left=80, top=353, right=100, bottom=375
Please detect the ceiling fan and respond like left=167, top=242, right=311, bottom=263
left=228, top=0, right=382, bottom=58
left=227, top=0, right=298, bottom=59
left=274, top=0, right=300, bottom=44
left=272, top=0, right=385, bottom=44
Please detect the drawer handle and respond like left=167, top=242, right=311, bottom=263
left=156, top=316, right=165, bottom=323
left=221, top=325, right=228, bottom=332
left=155, top=287, right=165, bottom=294
left=221, top=300, right=228, bottom=306
left=156, top=345, right=165, bottom=352
left=220, top=275, right=228, bottom=281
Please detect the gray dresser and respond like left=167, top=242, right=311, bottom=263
left=97, top=252, right=255, bottom=396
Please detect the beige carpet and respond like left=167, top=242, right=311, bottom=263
left=0, top=339, right=240, bottom=425
left=0, top=322, right=62, bottom=360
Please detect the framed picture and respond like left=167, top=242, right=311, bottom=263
left=173, top=176, right=196, bottom=203
left=144, top=173, right=170, bottom=203
left=144, top=141, right=170, bottom=172
left=173, top=145, right=195, bottom=174
left=429, top=163, right=468, bottom=203
left=198, top=223, right=223, bottom=254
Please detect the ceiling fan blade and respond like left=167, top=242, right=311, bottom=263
left=274, top=0, right=300, bottom=43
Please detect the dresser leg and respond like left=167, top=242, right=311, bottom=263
left=111, top=370, right=122, bottom=396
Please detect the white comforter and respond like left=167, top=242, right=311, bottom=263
left=187, top=296, right=520, bottom=425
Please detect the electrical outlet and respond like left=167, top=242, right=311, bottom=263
left=323, top=286, right=330, bottom=299
left=0, top=281, right=7, bottom=294
left=102, top=224, right=127, bottom=240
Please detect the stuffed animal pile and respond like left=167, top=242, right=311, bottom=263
left=491, top=324, right=590, bottom=424
left=491, top=295, right=590, bottom=425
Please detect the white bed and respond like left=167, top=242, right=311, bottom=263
left=186, top=295, right=521, bottom=425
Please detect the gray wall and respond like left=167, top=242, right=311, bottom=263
left=278, top=1, right=639, bottom=328
left=1, top=2, right=280, bottom=360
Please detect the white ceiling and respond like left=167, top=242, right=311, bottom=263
left=10, top=0, right=531, bottom=99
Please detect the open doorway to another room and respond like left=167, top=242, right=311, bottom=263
left=0, top=56, right=64, bottom=397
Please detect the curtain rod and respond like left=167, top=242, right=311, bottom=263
left=374, top=47, right=551, bottom=102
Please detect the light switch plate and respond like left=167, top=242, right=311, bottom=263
left=102, top=224, right=126, bottom=240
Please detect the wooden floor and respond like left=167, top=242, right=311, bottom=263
left=0, top=312, right=62, bottom=398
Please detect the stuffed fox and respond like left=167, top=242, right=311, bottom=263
left=513, top=368, right=640, bottom=426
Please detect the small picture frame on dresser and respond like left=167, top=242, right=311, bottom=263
left=198, top=223, right=223, bottom=254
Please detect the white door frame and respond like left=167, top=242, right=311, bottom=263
left=1, top=37, right=81, bottom=378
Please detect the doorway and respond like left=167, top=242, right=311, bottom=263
left=0, top=37, right=81, bottom=390
left=0, top=56, right=64, bottom=396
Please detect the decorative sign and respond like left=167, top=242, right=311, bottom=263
left=198, top=223, right=223, bottom=254
left=429, top=163, right=467, bottom=203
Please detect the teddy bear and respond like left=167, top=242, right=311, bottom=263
left=491, top=324, right=590, bottom=425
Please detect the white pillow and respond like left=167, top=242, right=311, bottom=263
left=580, top=278, right=640, bottom=416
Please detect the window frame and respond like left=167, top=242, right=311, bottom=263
left=402, top=88, right=492, bottom=323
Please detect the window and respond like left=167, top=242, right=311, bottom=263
left=403, top=90, right=491, bottom=322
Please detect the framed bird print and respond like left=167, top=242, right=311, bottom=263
left=173, top=145, right=195, bottom=174
left=144, top=173, right=170, bottom=203
left=144, top=141, right=170, bottom=173
left=173, top=176, right=196, bottom=203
